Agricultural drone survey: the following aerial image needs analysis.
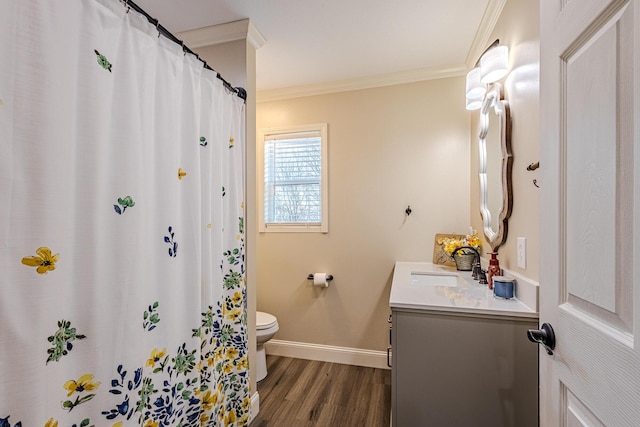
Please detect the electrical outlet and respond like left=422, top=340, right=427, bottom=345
left=517, top=237, right=527, bottom=269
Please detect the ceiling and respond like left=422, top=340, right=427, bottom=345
left=133, top=0, right=502, bottom=99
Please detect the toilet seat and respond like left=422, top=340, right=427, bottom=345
left=256, top=311, right=277, bottom=330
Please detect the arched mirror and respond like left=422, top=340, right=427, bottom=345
left=478, top=83, right=512, bottom=252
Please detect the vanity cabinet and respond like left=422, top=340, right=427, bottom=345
left=391, top=308, right=538, bottom=427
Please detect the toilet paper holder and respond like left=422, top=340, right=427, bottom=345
left=307, top=273, right=334, bottom=281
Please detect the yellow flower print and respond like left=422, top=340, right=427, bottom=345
left=200, top=412, right=211, bottom=424
left=236, top=355, right=248, bottom=370
left=242, top=395, right=251, bottom=412
left=223, top=361, right=233, bottom=374
left=229, top=137, right=235, bottom=148
left=214, top=346, right=223, bottom=362
left=21, top=247, right=59, bottom=274
left=225, top=347, right=239, bottom=360
left=146, top=348, right=167, bottom=368
left=178, top=168, right=187, bottom=180
left=225, top=409, right=237, bottom=426
left=226, top=309, right=241, bottom=322
left=63, top=373, right=100, bottom=396
left=45, top=418, right=58, bottom=427
left=144, top=419, right=159, bottom=427
left=112, top=423, right=123, bottom=427
left=232, top=292, right=242, bottom=305
left=201, top=389, right=217, bottom=411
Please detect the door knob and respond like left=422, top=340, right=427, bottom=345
left=527, top=322, right=556, bottom=355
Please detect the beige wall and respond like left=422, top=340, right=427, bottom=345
left=196, top=40, right=247, bottom=87
left=256, top=78, right=471, bottom=352
left=469, top=0, right=540, bottom=280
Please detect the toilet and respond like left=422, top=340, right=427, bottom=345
left=256, top=311, right=279, bottom=382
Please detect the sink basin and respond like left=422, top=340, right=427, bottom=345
left=410, top=271, right=459, bottom=287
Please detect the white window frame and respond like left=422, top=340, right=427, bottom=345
left=258, top=123, right=328, bottom=233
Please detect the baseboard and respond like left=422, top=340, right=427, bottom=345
left=249, top=391, right=259, bottom=424
left=265, top=339, right=390, bottom=370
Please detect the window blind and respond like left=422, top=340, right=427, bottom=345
left=264, top=131, right=322, bottom=224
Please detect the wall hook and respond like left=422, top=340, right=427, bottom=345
left=527, top=162, right=540, bottom=187
left=527, top=161, right=540, bottom=171
left=405, top=205, right=412, bottom=216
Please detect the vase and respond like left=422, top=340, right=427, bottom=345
left=487, top=252, right=501, bottom=289
left=453, top=253, right=475, bottom=271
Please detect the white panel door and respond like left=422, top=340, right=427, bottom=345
left=539, top=0, right=640, bottom=425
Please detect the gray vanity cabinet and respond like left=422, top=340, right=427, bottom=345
left=391, top=308, right=538, bottom=427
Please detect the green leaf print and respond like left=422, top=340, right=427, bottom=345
left=46, top=320, right=86, bottom=364
left=94, top=49, right=112, bottom=72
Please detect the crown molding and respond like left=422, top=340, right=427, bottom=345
left=177, top=19, right=266, bottom=50
left=465, top=0, right=507, bottom=69
left=257, top=65, right=467, bottom=102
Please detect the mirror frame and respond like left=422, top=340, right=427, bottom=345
left=478, top=83, right=512, bottom=252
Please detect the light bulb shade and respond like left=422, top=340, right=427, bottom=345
left=465, top=67, right=486, bottom=99
left=466, top=96, right=482, bottom=111
left=480, top=45, right=509, bottom=84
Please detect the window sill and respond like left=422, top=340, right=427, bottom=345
left=260, top=223, right=328, bottom=233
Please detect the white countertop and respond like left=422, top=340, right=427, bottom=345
left=390, top=262, right=538, bottom=319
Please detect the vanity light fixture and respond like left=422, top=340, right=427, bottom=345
left=465, top=67, right=486, bottom=99
left=466, top=96, right=483, bottom=111
left=464, top=40, right=509, bottom=110
left=465, top=67, right=485, bottom=111
left=480, top=45, right=509, bottom=84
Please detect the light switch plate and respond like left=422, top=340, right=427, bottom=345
left=517, top=237, right=527, bottom=269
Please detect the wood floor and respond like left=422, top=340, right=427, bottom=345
left=250, top=355, right=391, bottom=427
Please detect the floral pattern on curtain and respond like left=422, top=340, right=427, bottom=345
left=0, top=0, right=249, bottom=426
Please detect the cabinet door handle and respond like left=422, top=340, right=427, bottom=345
left=387, top=347, right=392, bottom=367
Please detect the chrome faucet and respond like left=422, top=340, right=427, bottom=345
left=477, top=268, right=488, bottom=285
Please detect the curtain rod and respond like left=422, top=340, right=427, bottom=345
left=121, top=0, right=247, bottom=101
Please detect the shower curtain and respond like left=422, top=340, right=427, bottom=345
left=0, top=0, right=249, bottom=426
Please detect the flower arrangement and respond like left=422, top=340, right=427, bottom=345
left=442, top=232, right=482, bottom=257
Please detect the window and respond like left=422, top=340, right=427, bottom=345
left=258, top=124, right=328, bottom=232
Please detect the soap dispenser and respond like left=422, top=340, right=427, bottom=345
left=486, top=252, right=501, bottom=289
